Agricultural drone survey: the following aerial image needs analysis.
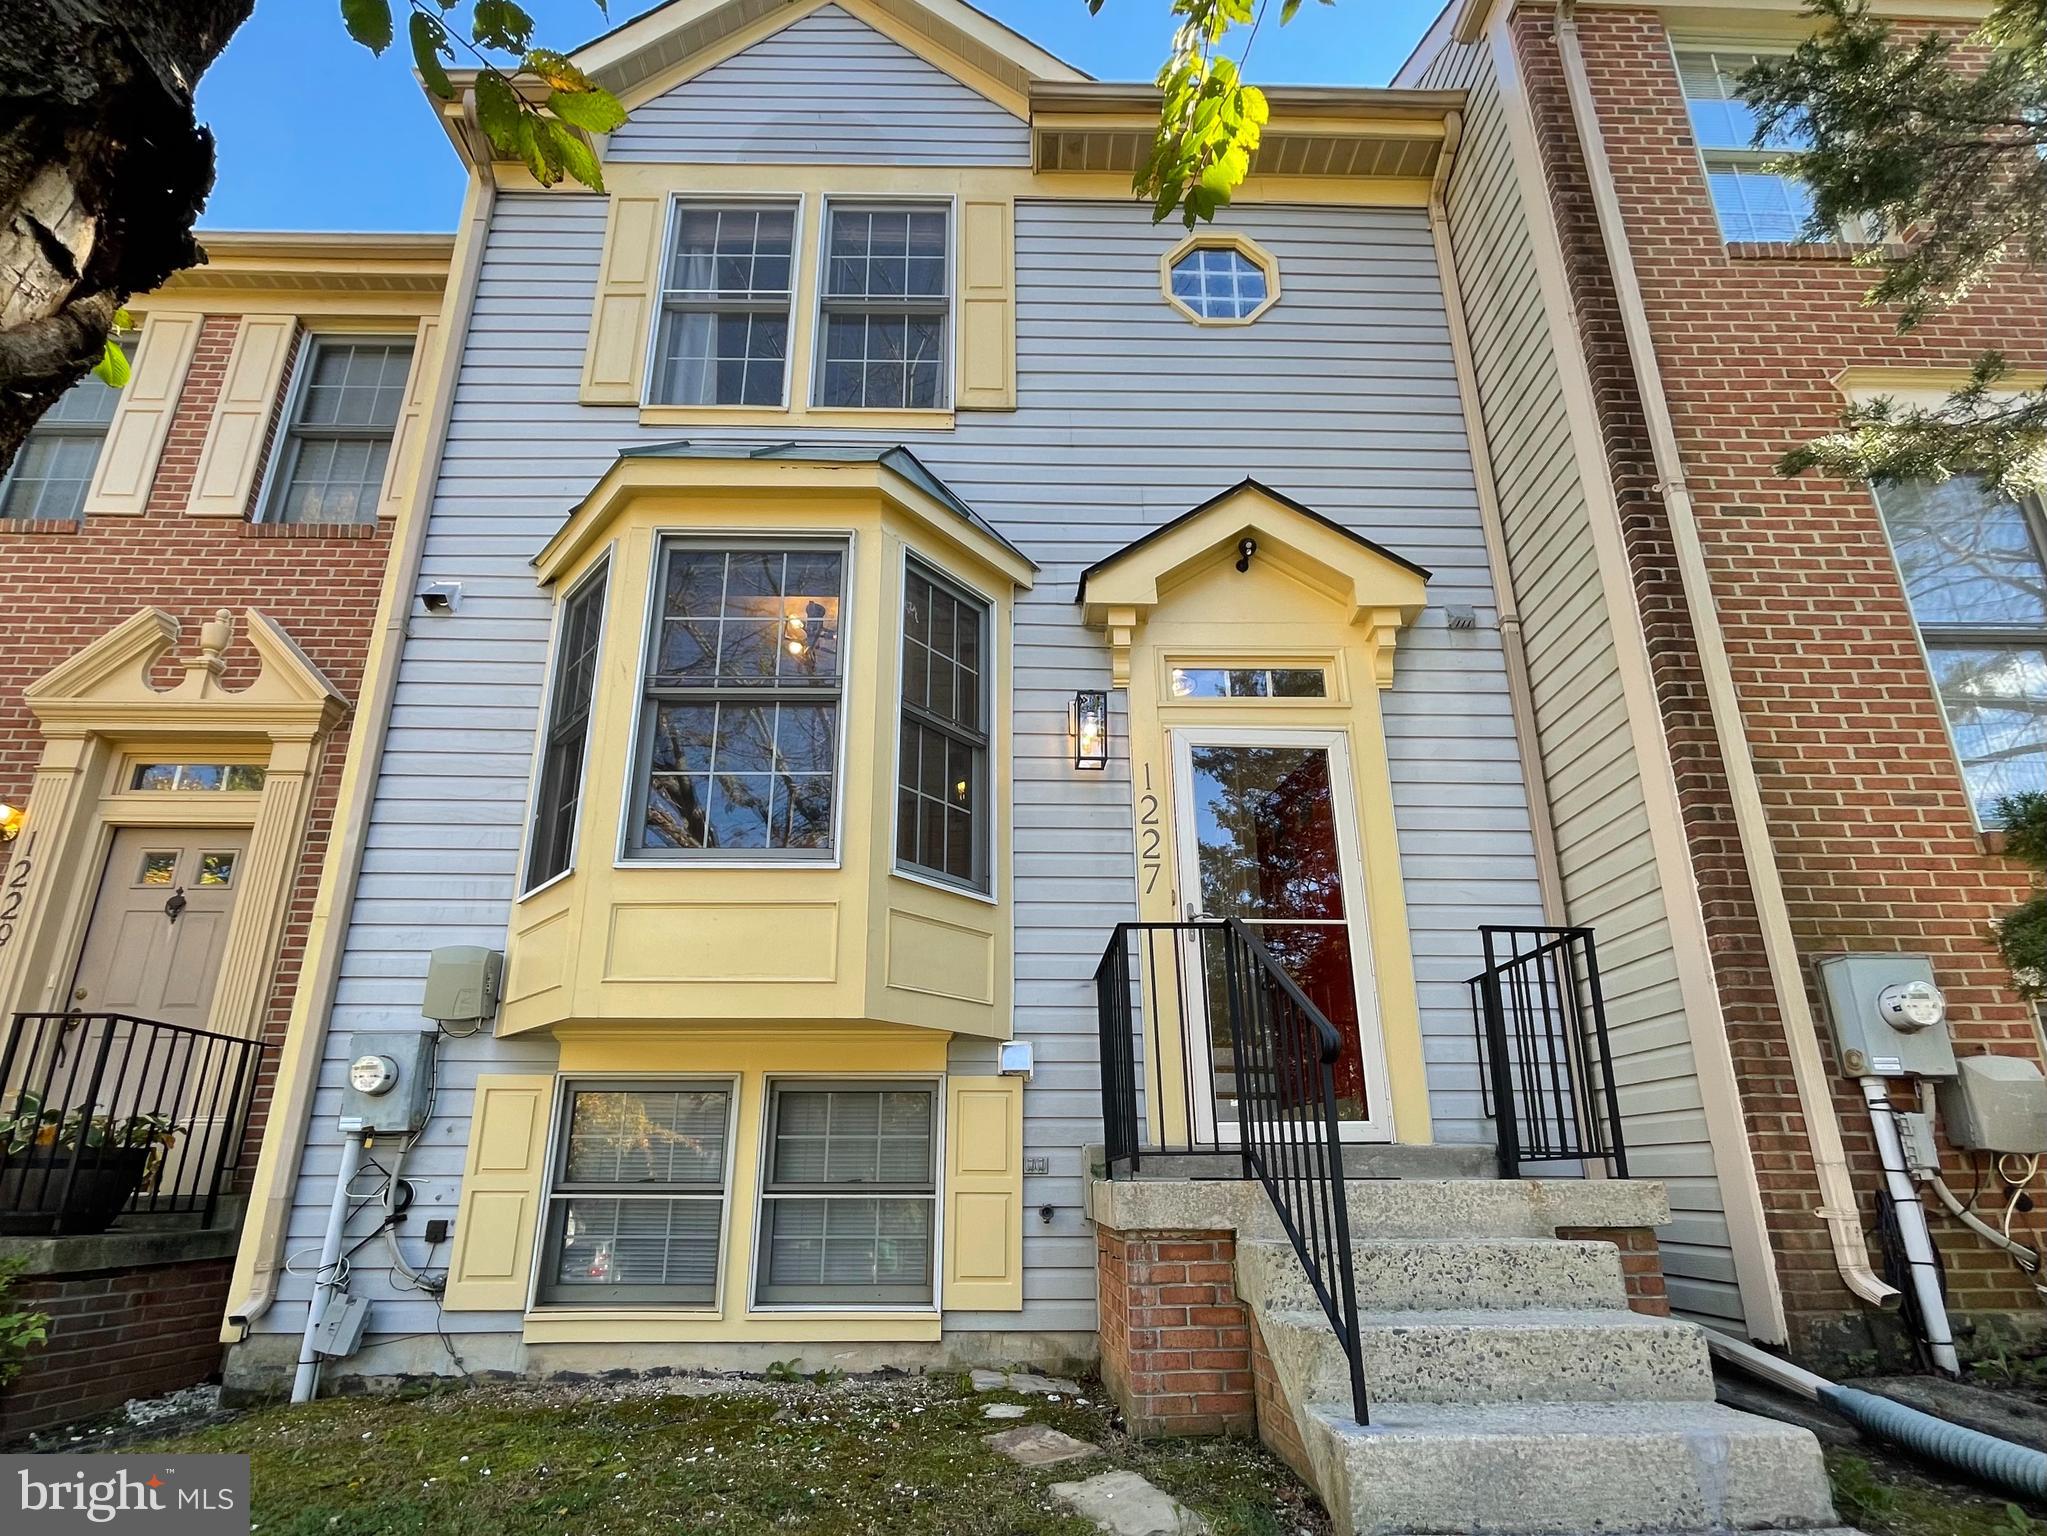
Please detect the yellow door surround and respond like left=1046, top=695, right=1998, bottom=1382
left=0, top=609, right=348, bottom=1044
left=1077, top=480, right=1435, bottom=1144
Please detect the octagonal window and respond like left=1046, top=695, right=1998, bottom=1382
left=1165, top=239, right=1277, bottom=324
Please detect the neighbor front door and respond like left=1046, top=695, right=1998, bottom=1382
left=69, top=828, right=248, bottom=1031
left=1169, top=729, right=1391, bottom=1142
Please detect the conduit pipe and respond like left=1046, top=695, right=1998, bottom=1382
left=1859, top=1077, right=1960, bottom=1374
left=1711, top=1333, right=2047, bottom=1502
left=1547, top=0, right=1898, bottom=1311
left=293, top=1128, right=366, bottom=1404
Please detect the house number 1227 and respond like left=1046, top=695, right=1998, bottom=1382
left=1137, top=765, right=1162, bottom=895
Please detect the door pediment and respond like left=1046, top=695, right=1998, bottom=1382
left=1076, top=480, right=1430, bottom=688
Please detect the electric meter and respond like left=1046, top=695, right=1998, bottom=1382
left=349, top=1054, right=399, bottom=1096
left=1877, top=980, right=1947, bottom=1034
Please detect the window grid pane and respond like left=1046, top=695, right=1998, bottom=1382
left=653, top=205, right=796, bottom=406
left=1, top=349, right=127, bottom=522
left=1877, top=479, right=2047, bottom=821
left=271, top=339, right=413, bottom=525
left=635, top=541, right=844, bottom=856
left=1169, top=246, right=1269, bottom=321
left=817, top=206, right=950, bottom=410
left=528, top=567, right=609, bottom=889
left=897, top=567, right=987, bottom=888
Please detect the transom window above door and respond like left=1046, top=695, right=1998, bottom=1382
left=1169, top=665, right=1327, bottom=699
left=652, top=203, right=798, bottom=408
left=629, top=539, right=847, bottom=858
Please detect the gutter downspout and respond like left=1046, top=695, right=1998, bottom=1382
left=1547, top=0, right=1897, bottom=1311
left=1428, top=108, right=1569, bottom=923
left=222, top=134, right=499, bottom=1340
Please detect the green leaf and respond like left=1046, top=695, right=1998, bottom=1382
left=515, top=113, right=566, bottom=185
left=473, top=70, right=527, bottom=159
left=411, top=12, right=454, bottom=100
left=90, top=337, right=130, bottom=390
left=547, top=85, right=627, bottom=134
left=339, top=0, right=393, bottom=54
left=472, top=0, right=535, bottom=52
left=543, top=118, right=606, bottom=191
left=523, top=49, right=592, bottom=91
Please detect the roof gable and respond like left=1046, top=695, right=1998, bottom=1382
left=579, top=0, right=1084, bottom=121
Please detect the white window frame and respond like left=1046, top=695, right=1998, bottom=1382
left=747, top=1074, right=945, bottom=1315
left=255, top=330, right=415, bottom=525
left=519, top=548, right=615, bottom=898
left=644, top=194, right=805, bottom=412
left=809, top=197, right=957, bottom=414
left=889, top=550, right=997, bottom=900
left=530, top=1074, right=741, bottom=1314
left=616, top=527, right=858, bottom=869
left=1872, top=479, right=2047, bottom=829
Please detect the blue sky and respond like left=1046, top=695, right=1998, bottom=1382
left=192, top=0, right=1444, bottom=231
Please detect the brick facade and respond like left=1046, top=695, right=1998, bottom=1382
left=1094, top=1228, right=1256, bottom=1437
left=1, top=1257, right=235, bottom=1441
left=0, top=289, right=414, bottom=1425
left=1558, top=1225, right=1672, bottom=1316
left=1512, top=2, right=2047, bottom=1359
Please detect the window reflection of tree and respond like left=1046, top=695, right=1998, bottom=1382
left=1885, top=479, right=2047, bottom=626
left=1188, top=746, right=1367, bottom=1120
left=1930, top=646, right=2047, bottom=810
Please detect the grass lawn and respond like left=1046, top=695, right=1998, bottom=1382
left=131, top=1373, right=1329, bottom=1536
left=1827, top=1446, right=2046, bottom=1536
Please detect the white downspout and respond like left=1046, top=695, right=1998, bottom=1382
left=1547, top=0, right=1899, bottom=1311
left=1860, top=1076, right=1960, bottom=1373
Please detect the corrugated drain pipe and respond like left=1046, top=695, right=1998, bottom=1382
left=1712, top=1334, right=2047, bottom=1502
left=1547, top=0, right=1898, bottom=1312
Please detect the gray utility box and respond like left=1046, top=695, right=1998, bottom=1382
left=1938, top=1055, right=2047, bottom=1153
left=338, top=1030, right=437, bottom=1135
left=423, top=944, right=502, bottom=1025
left=1817, top=952, right=1957, bottom=1079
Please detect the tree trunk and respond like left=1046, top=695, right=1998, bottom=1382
left=0, top=0, right=253, bottom=472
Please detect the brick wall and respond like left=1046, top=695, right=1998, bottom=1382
left=1, top=1257, right=234, bottom=1441
left=1246, top=1312, right=1313, bottom=1483
left=1559, top=1225, right=1672, bottom=1316
left=1511, top=2, right=2047, bottom=1356
left=0, top=312, right=395, bottom=1157
left=1094, top=1228, right=1255, bottom=1437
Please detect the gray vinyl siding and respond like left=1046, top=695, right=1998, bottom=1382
left=606, top=4, right=1030, bottom=165
left=268, top=16, right=1547, bottom=1348
left=266, top=194, right=1548, bottom=1347
left=1415, top=37, right=1742, bottom=1329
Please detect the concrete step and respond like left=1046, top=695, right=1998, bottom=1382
left=1117, top=1143, right=1497, bottom=1181
left=1241, top=1235, right=1631, bottom=1313
left=1262, top=1306, right=1715, bottom=1406
left=1311, top=1399, right=1836, bottom=1536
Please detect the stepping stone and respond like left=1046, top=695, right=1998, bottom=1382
left=982, top=1403, right=1029, bottom=1420
left=982, top=1424, right=1101, bottom=1467
left=969, top=1367, right=1082, bottom=1395
left=1049, top=1470, right=1210, bottom=1536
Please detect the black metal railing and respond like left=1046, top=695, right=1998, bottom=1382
left=0, top=1012, right=267, bottom=1233
left=1468, top=926, right=1627, bottom=1180
left=1096, top=919, right=1369, bottom=1425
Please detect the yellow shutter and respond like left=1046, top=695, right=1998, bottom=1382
left=580, top=194, right=665, bottom=404
left=442, top=1073, right=555, bottom=1312
left=944, top=1075, right=1023, bottom=1310
left=955, top=198, right=1015, bottom=412
left=84, top=311, right=201, bottom=515
left=185, top=315, right=298, bottom=516
left=376, top=317, right=440, bottom=520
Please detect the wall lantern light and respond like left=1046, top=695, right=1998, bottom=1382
left=1070, top=690, right=1110, bottom=770
left=0, top=802, right=21, bottom=842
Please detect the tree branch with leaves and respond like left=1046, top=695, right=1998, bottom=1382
left=1742, top=0, right=2047, bottom=495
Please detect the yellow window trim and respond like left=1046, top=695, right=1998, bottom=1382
left=1160, top=231, right=1282, bottom=327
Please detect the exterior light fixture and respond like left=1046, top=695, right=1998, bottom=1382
left=0, top=802, right=21, bottom=842
left=1070, top=690, right=1109, bottom=770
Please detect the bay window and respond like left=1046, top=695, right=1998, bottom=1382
left=526, top=559, right=609, bottom=891
left=629, top=538, right=846, bottom=857
left=1876, top=477, right=2047, bottom=820
left=755, top=1084, right=937, bottom=1307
